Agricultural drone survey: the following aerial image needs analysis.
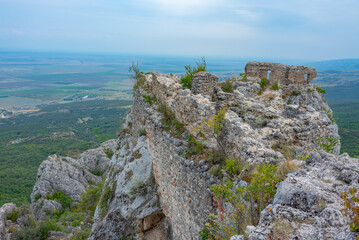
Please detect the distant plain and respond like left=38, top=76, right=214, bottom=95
left=0, top=52, right=358, bottom=205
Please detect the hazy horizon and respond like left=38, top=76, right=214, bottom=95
left=1, top=0, right=359, bottom=61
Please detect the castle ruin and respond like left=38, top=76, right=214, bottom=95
left=244, top=61, right=317, bottom=85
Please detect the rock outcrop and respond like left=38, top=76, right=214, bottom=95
left=3, top=61, right=358, bottom=240
left=241, top=151, right=358, bottom=240
left=89, top=62, right=344, bottom=239
left=30, top=140, right=116, bottom=220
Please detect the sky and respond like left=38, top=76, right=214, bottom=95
left=0, top=0, right=359, bottom=60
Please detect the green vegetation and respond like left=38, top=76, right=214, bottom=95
left=202, top=163, right=282, bottom=239
left=125, top=170, right=133, bottom=180
left=129, top=63, right=146, bottom=93
left=78, top=180, right=104, bottom=217
left=157, top=104, right=185, bottom=137
left=196, top=107, right=227, bottom=155
left=317, top=135, right=340, bottom=154
left=142, top=93, right=157, bottom=104
left=104, top=148, right=114, bottom=159
left=11, top=220, right=63, bottom=240
left=99, top=183, right=116, bottom=218
left=219, top=77, right=235, bottom=93
left=291, top=90, right=301, bottom=96
left=0, top=99, right=131, bottom=206
left=182, top=134, right=205, bottom=158
left=271, top=82, right=280, bottom=90
left=180, top=57, right=207, bottom=89
left=340, top=187, right=359, bottom=234
left=258, top=78, right=268, bottom=95
left=329, top=101, right=359, bottom=157
left=46, top=191, right=73, bottom=210
left=316, top=87, right=326, bottom=94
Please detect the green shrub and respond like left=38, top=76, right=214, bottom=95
left=78, top=180, right=103, bottom=217
left=58, top=211, right=83, bottom=223
left=307, top=88, right=313, bottom=92
left=129, top=63, right=146, bottom=93
left=104, top=148, right=114, bottom=159
left=316, top=87, right=326, bottom=94
left=142, top=93, right=157, bottom=104
left=10, top=228, right=42, bottom=240
left=317, top=135, right=340, bottom=154
left=72, top=219, right=81, bottom=227
left=240, top=72, right=247, bottom=80
left=70, top=227, right=91, bottom=240
left=157, top=104, right=185, bottom=137
left=182, top=134, right=204, bottom=158
left=133, top=151, right=142, bottom=159
left=196, top=107, right=227, bottom=155
left=118, top=128, right=131, bottom=136
left=125, top=170, right=133, bottom=180
left=340, top=187, right=359, bottom=233
left=90, top=169, right=104, bottom=176
left=207, top=150, right=226, bottom=165
left=271, top=82, right=280, bottom=90
left=220, top=77, right=234, bottom=93
left=137, top=128, right=147, bottom=137
left=12, top=221, right=62, bottom=240
left=34, top=193, right=41, bottom=202
left=7, top=209, right=19, bottom=222
left=291, top=90, right=301, bottom=96
left=208, top=163, right=281, bottom=237
left=46, top=191, right=72, bottom=210
left=38, top=221, right=62, bottom=239
left=180, top=57, right=207, bottom=89
left=99, top=184, right=116, bottom=218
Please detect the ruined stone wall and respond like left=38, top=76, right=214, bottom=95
left=151, top=73, right=182, bottom=106
left=245, top=61, right=317, bottom=85
left=131, top=91, right=216, bottom=240
left=191, top=72, right=218, bottom=98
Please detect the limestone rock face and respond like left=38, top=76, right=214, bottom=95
left=30, top=140, right=116, bottom=219
left=0, top=203, right=16, bottom=240
left=89, top=130, right=164, bottom=240
left=244, top=152, right=359, bottom=240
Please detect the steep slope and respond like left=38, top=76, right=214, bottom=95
left=2, top=61, right=358, bottom=240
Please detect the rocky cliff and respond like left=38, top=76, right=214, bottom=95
left=1, top=61, right=358, bottom=240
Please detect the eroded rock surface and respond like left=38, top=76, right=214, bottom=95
left=242, top=152, right=359, bottom=240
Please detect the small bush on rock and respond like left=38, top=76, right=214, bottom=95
left=180, top=57, right=207, bottom=89
left=220, top=77, right=234, bottom=93
left=340, top=187, right=359, bottom=233
left=129, top=63, right=146, bottom=94
left=316, top=87, right=326, bottom=94
left=46, top=191, right=72, bottom=210
left=157, top=104, right=185, bottom=137
left=207, top=163, right=281, bottom=238
left=317, top=135, right=340, bottom=154
left=137, top=128, right=147, bottom=137
left=271, top=82, right=280, bottom=90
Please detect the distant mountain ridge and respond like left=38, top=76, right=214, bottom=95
left=308, top=58, right=359, bottom=70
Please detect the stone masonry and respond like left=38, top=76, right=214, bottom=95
left=245, top=61, right=317, bottom=85
left=191, top=72, right=218, bottom=98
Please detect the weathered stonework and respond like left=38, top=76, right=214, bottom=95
left=245, top=62, right=317, bottom=85
left=151, top=73, right=182, bottom=106
left=191, top=72, right=218, bottom=98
